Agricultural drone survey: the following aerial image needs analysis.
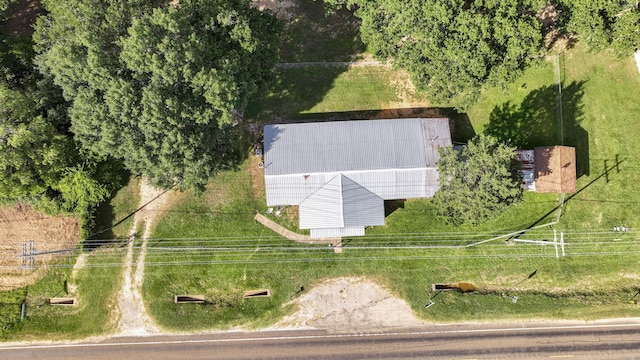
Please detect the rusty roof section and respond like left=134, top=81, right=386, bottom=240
left=534, top=146, right=577, bottom=193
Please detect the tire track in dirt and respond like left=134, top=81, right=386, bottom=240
left=116, top=178, right=172, bottom=336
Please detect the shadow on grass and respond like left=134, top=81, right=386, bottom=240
left=521, top=156, right=625, bottom=231
left=292, top=107, right=476, bottom=143
left=247, top=66, right=351, bottom=125
left=246, top=1, right=368, bottom=127
left=87, top=183, right=174, bottom=249
left=485, top=80, right=589, bottom=177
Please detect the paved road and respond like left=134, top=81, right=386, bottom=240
left=2, top=322, right=640, bottom=359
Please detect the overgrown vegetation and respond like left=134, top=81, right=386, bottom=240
left=0, top=4, right=127, bottom=238
left=34, top=0, right=281, bottom=190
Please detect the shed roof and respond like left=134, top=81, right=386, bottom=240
left=534, top=146, right=577, bottom=193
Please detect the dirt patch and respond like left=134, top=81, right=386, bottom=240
left=375, top=70, right=431, bottom=119
left=115, top=178, right=180, bottom=336
left=0, top=0, right=42, bottom=37
left=0, top=203, right=79, bottom=290
left=270, top=277, right=424, bottom=333
left=248, top=152, right=266, bottom=203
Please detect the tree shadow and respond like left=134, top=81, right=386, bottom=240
left=0, top=0, right=42, bottom=37
left=245, top=1, right=368, bottom=151
left=277, top=0, right=365, bottom=62
left=87, top=183, right=176, bottom=249
left=485, top=81, right=589, bottom=177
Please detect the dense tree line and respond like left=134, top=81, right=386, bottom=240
left=34, top=0, right=280, bottom=190
left=560, top=0, right=640, bottom=57
left=327, top=0, right=639, bottom=110
left=1, top=0, right=281, bottom=236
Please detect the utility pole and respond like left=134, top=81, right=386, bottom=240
left=20, top=240, right=37, bottom=270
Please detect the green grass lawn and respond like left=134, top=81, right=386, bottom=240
left=0, top=177, right=136, bottom=340
left=92, top=177, right=142, bottom=243
left=248, top=65, right=403, bottom=123
left=144, top=162, right=640, bottom=330
left=0, top=249, right=124, bottom=340
left=468, top=45, right=640, bottom=232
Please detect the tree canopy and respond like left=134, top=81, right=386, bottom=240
left=560, top=0, right=640, bottom=57
left=0, top=82, right=74, bottom=199
left=34, top=0, right=281, bottom=190
left=327, top=0, right=544, bottom=109
left=0, top=0, right=9, bottom=14
left=432, top=134, right=523, bottom=226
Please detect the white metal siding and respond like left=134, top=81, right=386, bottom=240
left=265, top=168, right=440, bottom=206
left=310, top=227, right=365, bottom=238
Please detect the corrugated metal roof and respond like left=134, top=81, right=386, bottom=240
left=263, top=118, right=452, bottom=237
left=299, top=175, right=384, bottom=230
left=341, top=176, right=385, bottom=227
left=299, top=175, right=344, bottom=229
left=264, top=118, right=451, bottom=176
left=311, top=227, right=365, bottom=238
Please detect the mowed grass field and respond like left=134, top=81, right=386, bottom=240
left=142, top=43, right=640, bottom=330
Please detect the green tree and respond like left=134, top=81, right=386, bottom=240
left=561, top=0, right=640, bottom=57
left=55, top=167, right=109, bottom=213
left=0, top=0, right=10, bottom=14
left=0, top=83, right=74, bottom=199
left=326, top=0, right=544, bottom=109
left=34, top=0, right=281, bottom=190
left=432, top=134, right=523, bottom=225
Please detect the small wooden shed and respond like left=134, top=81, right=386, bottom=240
left=534, top=146, right=577, bottom=193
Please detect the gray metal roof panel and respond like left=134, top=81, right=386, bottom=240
left=298, top=175, right=384, bottom=230
left=264, top=118, right=451, bottom=176
left=340, top=175, right=385, bottom=227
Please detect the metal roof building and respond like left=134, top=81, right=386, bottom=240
left=263, top=118, right=452, bottom=238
